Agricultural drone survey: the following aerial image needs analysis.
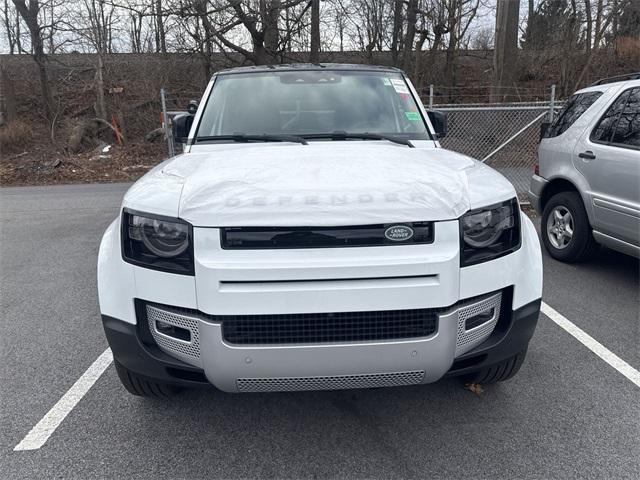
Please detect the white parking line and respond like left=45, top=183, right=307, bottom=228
left=13, top=348, right=113, bottom=451
left=541, top=302, right=640, bottom=388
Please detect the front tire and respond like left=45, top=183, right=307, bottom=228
left=114, top=360, right=180, bottom=397
left=542, top=191, right=597, bottom=262
left=466, top=350, right=527, bottom=384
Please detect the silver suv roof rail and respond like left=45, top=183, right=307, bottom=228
left=589, top=72, right=640, bottom=86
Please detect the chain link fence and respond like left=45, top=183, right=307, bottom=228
left=433, top=101, right=560, bottom=198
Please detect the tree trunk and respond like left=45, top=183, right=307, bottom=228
left=262, top=0, right=281, bottom=64
left=612, top=0, right=618, bottom=53
left=156, top=0, right=166, bottom=53
left=585, top=0, right=592, bottom=52
left=594, top=0, right=603, bottom=47
left=48, top=1, right=54, bottom=53
left=0, top=63, right=17, bottom=125
left=309, top=0, right=320, bottom=62
left=202, top=20, right=213, bottom=78
left=391, top=0, right=404, bottom=66
left=253, top=43, right=267, bottom=66
left=95, top=55, right=107, bottom=121
left=444, top=47, right=455, bottom=101
left=413, top=30, right=428, bottom=88
left=491, top=0, right=520, bottom=102
left=525, top=0, right=534, bottom=44
left=402, top=0, right=417, bottom=72
left=444, top=2, right=459, bottom=101
left=12, top=0, right=53, bottom=120
left=35, top=55, right=52, bottom=120
left=15, top=7, right=21, bottom=53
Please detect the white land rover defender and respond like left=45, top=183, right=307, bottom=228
left=98, top=64, right=542, bottom=396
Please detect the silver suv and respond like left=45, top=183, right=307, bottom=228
left=529, top=74, right=640, bottom=262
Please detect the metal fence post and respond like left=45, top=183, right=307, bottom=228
left=548, top=84, right=556, bottom=122
left=160, top=88, right=175, bottom=158
left=429, top=84, right=434, bottom=110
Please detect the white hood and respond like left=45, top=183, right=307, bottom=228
left=123, top=142, right=515, bottom=227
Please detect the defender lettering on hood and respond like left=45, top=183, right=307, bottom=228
left=165, top=143, right=474, bottom=227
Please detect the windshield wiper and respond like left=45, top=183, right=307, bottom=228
left=196, top=134, right=308, bottom=145
left=302, top=132, right=414, bottom=148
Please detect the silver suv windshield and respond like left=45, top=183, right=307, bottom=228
left=195, top=70, right=431, bottom=142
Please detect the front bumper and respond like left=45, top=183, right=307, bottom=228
left=102, top=295, right=540, bottom=392
left=99, top=211, right=543, bottom=392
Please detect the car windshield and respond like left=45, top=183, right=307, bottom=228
left=196, top=70, right=431, bottom=141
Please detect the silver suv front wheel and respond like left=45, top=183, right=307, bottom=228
left=541, top=191, right=598, bottom=262
left=546, top=206, right=574, bottom=249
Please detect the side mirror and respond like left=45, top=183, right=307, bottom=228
left=172, top=113, right=194, bottom=144
left=427, top=110, right=448, bottom=138
left=540, top=121, right=551, bottom=140
left=187, top=100, right=198, bottom=115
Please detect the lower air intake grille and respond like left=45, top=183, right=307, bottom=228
left=146, top=304, right=201, bottom=359
left=221, top=308, right=438, bottom=345
left=455, top=292, right=502, bottom=357
left=237, top=371, right=426, bottom=392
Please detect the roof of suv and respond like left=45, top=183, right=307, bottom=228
left=215, top=63, right=404, bottom=76
left=575, top=76, right=640, bottom=95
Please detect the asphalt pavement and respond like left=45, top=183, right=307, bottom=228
left=1, top=183, right=638, bottom=479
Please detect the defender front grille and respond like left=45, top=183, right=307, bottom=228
left=220, top=222, right=434, bottom=249
left=221, top=308, right=439, bottom=345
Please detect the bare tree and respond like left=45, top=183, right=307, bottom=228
left=12, top=0, right=54, bottom=120
left=2, top=0, right=19, bottom=53
left=442, top=0, right=480, bottom=95
left=217, top=0, right=306, bottom=64
left=62, top=0, right=119, bottom=119
left=471, top=26, right=493, bottom=51
left=574, top=0, right=624, bottom=88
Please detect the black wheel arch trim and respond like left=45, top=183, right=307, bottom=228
left=445, top=298, right=541, bottom=378
left=540, top=177, right=595, bottom=226
left=102, top=315, right=210, bottom=388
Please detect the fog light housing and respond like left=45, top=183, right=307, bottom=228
left=155, top=320, right=191, bottom=342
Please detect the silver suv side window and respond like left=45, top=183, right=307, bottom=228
left=591, top=89, right=632, bottom=144
left=547, top=92, right=603, bottom=138
left=611, top=88, right=640, bottom=149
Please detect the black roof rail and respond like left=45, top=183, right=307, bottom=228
left=214, top=63, right=405, bottom=77
left=589, top=72, right=640, bottom=86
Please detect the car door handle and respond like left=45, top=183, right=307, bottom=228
left=578, top=151, right=596, bottom=160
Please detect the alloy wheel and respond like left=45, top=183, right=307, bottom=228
left=546, top=206, right=574, bottom=249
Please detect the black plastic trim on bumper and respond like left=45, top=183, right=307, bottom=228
left=445, top=298, right=541, bottom=378
left=102, top=315, right=210, bottom=388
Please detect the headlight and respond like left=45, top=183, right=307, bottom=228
left=460, top=198, right=521, bottom=266
left=121, top=209, right=194, bottom=275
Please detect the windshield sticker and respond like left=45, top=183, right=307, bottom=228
left=382, top=78, right=392, bottom=86
left=405, top=111, right=421, bottom=121
left=391, top=78, right=410, bottom=94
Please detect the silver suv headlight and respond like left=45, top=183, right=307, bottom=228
left=460, top=198, right=521, bottom=266
left=121, top=209, right=194, bottom=275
